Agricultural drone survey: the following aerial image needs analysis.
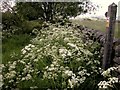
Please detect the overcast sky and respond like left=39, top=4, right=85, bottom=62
left=82, top=0, right=120, bottom=19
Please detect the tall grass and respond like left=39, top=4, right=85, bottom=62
left=2, top=34, right=33, bottom=64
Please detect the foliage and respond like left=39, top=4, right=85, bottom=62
left=15, top=1, right=98, bottom=21
left=2, top=22, right=103, bottom=89
left=21, top=20, right=42, bottom=33
left=2, top=11, right=22, bottom=30
left=2, top=26, right=23, bottom=39
left=15, top=2, right=39, bottom=20
left=2, top=33, right=34, bottom=64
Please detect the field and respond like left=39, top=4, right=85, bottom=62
left=71, top=19, right=120, bottom=38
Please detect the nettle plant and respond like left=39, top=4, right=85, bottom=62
left=1, top=22, right=119, bottom=89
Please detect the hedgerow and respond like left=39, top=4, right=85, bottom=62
left=1, top=22, right=120, bottom=89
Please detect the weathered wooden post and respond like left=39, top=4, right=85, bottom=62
left=102, top=3, right=117, bottom=70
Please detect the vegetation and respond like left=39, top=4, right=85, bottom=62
left=15, top=1, right=97, bottom=21
left=1, top=22, right=120, bottom=89
left=72, top=19, right=120, bottom=38
left=2, top=23, right=101, bottom=89
left=1, top=1, right=120, bottom=90
left=2, top=34, right=34, bottom=64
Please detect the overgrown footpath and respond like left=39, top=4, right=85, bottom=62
left=1, top=22, right=120, bottom=89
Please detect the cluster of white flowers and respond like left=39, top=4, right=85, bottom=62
left=98, top=66, right=120, bottom=89
left=102, top=67, right=118, bottom=77
left=98, top=77, right=119, bottom=89
left=21, top=74, right=32, bottom=81
left=43, top=61, right=60, bottom=79
left=59, top=48, right=72, bottom=58
left=78, top=69, right=90, bottom=77
left=8, top=61, right=17, bottom=71
left=21, top=44, right=35, bottom=54
left=64, top=68, right=90, bottom=88
left=2, top=22, right=102, bottom=89
left=32, top=28, right=39, bottom=35
left=5, top=71, right=16, bottom=79
left=67, top=43, right=79, bottom=50
left=98, top=81, right=110, bottom=89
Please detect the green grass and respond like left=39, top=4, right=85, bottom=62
left=72, top=19, right=120, bottom=38
left=2, top=34, right=33, bottom=64
left=0, top=31, right=2, bottom=64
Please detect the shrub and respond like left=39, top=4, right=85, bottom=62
left=21, top=20, right=42, bottom=33
left=2, top=11, right=22, bottom=30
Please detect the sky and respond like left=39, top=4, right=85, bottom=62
left=78, top=0, right=120, bottom=19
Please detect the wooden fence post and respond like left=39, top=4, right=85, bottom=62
left=102, top=3, right=117, bottom=70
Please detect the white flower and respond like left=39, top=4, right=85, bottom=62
left=26, top=74, right=32, bottom=80
left=48, top=67, right=54, bottom=71
left=52, top=61, right=57, bottom=65
left=50, top=64, right=54, bottom=67
left=23, top=68, right=27, bottom=72
left=22, top=50, right=27, bottom=54
left=108, top=77, right=119, bottom=84
left=67, top=43, right=78, bottom=50
left=20, top=60, right=26, bottom=64
left=27, top=48, right=31, bottom=51
left=0, top=75, right=2, bottom=82
left=9, top=66, right=15, bottom=71
left=34, top=59, right=38, bottom=62
left=30, top=86, right=38, bottom=89
left=13, top=61, right=17, bottom=66
left=37, top=50, right=40, bottom=52
left=102, top=70, right=111, bottom=77
left=64, top=38, right=69, bottom=42
left=8, top=79, right=14, bottom=83
left=82, top=77, right=86, bottom=81
left=68, top=79, right=73, bottom=88
left=5, top=71, right=16, bottom=79
left=78, top=71, right=84, bottom=76
left=61, top=54, right=66, bottom=58
left=21, top=77, right=25, bottom=81
left=67, top=51, right=72, bottom=56
left=0, top=64, right=5, bottom=69
left=31, top=45, right=35, bottom=48
left=64, top=70, right=73, bottom=76
left=71, top=76, right=78, bottom=84
left=28, top=44, right=32, bottom=47
left=78, top=77, right=86, bottom=84
left=59, top=48, right=67, bottom=54
left=45, top=66, right=49, bottom=69
left=53, top=28, right=60, bottom=31
left=98, top=81, right=109, bottom=89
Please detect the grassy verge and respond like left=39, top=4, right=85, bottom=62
left=72, top=19, right=120, bottom=38
left=2, top=34, right=34, bottom=64
left=0, top=45, right=1, bottom=63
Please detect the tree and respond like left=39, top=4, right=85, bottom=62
left=1, top=0, right=15, bottom=12
left=15, top=0, right=98, bottom=21
left=1, top=0, right=25, bottom=29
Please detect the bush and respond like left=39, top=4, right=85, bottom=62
left=2, top=26, right=24, bottom=40
left=21, top=20, right=42, bottom=33
left=2, top=11, right=22, bottom=30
